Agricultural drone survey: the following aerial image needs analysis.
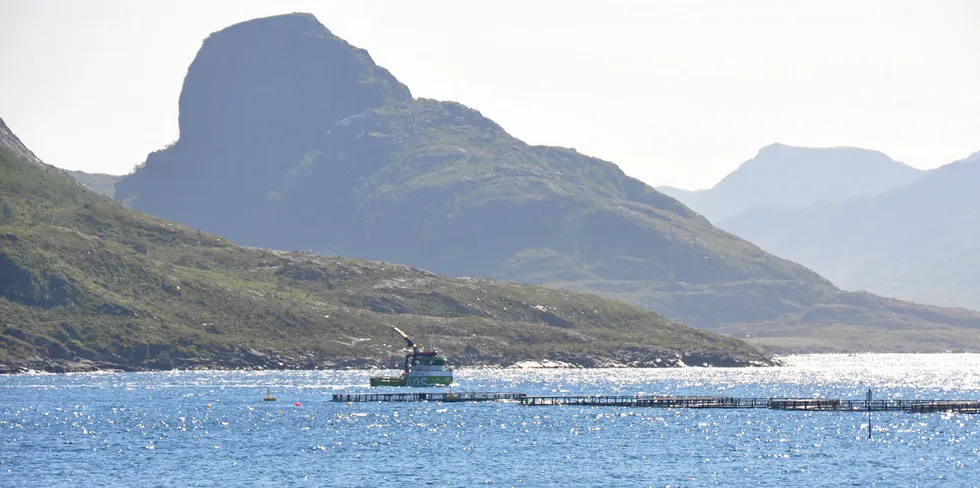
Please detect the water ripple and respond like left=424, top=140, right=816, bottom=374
left=1, top=354, right=979, bottom=487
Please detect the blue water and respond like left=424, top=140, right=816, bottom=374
left=3, top=354, right=980, bottom=487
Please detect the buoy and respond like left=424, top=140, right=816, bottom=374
left=295, top=402, right=301, bottom=407
left=263, top=387, right=277, bottom=402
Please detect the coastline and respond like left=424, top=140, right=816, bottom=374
left=0, top=348, right=776, bottom=374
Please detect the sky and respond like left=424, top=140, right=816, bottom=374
left=1, top=0, right=978, bottom=190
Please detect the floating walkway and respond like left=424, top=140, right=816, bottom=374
left=332, top=392, right=980, bottom=413
left=520, top=395, right=763, bottom=408
left=332, top=391, right=526, bottom=403
left=521, top=395, right=980, bottom=413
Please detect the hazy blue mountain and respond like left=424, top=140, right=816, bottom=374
left=720, top=151, right=980, bottom=310
left=113, top=13, right=980, bottom=351
left=67, top=170, right=121, bottom=198
left=654, top=185, right=702, bottom=203
left=667, top=144, right=926, bottom=222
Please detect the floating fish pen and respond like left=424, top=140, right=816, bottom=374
left=768, top=398, right=843, bottom=411
left=524, top=396, right=980, bottom=414
left=768, top=398, right=980, bottom=413
left=520, top=395, right=760, bottom=408
left=331, top=392, right=980, bottom=413
left=636, top=395, right=764, bottom=408
left=898, top=400, right=980, bottom=414
left=332, top=391, right=526, bottom=403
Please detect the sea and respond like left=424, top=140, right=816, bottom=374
left=2, top=354, right=980, bottom=487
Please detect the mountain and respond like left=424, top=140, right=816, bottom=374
left=67, top=170, right=121, bottom=198
left=0, top=119, right=122, bottom=199
left=113, top=13, right=980, bottom=352
left=0, top=118, right=45, bottom=168
left=0, top=116, right=775, bottom=373
left=720, top=151, right=980, bottom=310
left=667, top=144, right=926, bottom=222
left=654, top=186, right=702, bottom=204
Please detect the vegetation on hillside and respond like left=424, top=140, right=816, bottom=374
left=0, top=145, right=772, bottom=372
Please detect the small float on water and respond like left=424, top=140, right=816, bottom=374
left=370, top=325, right=454, bottom=387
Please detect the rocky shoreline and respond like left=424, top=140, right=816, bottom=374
left=0, top=348, right=777, bottom=374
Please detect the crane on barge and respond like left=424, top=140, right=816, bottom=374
left=369, top=325, right=454, bottom=387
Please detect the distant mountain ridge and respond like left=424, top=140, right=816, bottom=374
left=113, top=13, right=980, bottom=351
left=662, top=144, right=926, bottom=222
left=67, top=170, right=120, bottom=198
left=659, top=142, right=980, bottom=309
left=720, top=151, right=980, bottom=310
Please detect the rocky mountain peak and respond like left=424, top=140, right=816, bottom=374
left=176, top=12, right=411, bottom=150
left=0, top=117, right=45, bottom=168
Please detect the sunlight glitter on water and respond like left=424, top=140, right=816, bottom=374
left=2, top=354, right=980, bottom=487
left=453, top=353, right=980, bottom=399
left=5, top=353, right=980, bottom=395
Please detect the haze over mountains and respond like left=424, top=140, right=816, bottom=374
left=109, top=13, right=980, bottom=351
left=67, top=170, right=119, bottom=198
left=657, top=139, right=979, bottom=311
left=655, top=144, right=927, bottom=222
left=716, top=151, right=980, bottom=310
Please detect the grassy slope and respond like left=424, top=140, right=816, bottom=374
left=300, top=100, right=819, bottom=285
left=0, top=147, right=770, bottom=370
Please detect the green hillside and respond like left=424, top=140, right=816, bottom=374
left=0, top=128, right=772, bottom=373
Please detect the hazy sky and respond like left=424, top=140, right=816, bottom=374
left=1, top=0, right=977, bottom=190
